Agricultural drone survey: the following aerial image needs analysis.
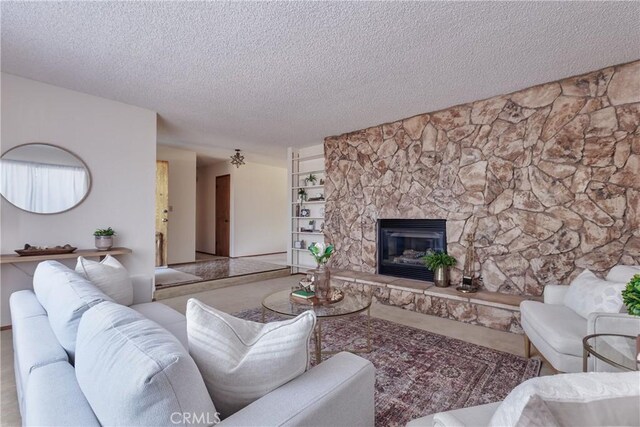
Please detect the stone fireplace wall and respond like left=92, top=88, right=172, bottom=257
left=324, top=60, right=640, bottom=296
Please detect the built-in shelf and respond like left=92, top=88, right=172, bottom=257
left=293, top=153, right=324, bottom=161
left=0, top=247, right=132, bottom=264
left=289, top=145, right=326, bottom=274
left=292, top=185, right=324, bottom=190
left=291, top=169, right=325, bottom=176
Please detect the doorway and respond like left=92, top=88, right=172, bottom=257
left=155, top=160, right=169, bottom=267
left=215, top=174, right=231, bottom=257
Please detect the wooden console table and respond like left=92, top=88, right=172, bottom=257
left=0, top=247, right=132, bottom=264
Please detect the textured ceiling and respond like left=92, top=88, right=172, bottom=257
left=2, top=2, right=639, bottom=165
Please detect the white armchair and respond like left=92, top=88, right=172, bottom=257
left=520, top=266, right=640, bottom=373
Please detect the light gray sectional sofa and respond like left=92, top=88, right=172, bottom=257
left=11, top=261, right=375, bottom=426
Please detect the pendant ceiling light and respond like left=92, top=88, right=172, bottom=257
left=230, top=149, right=245, bottom=168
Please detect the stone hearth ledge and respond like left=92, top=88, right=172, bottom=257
left=331, top=269, right=542, bottom=334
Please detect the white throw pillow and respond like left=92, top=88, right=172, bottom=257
left=75, top=255, right=133, bottom=306
left=562, top=269, right=625, bottom=319
left=76, top=301, right=217, bottom=426
left=33, top=260, right=113, bottom=360
left=489, top=372, right=640, bottom=427
left=186, top=298, right=316, bottom=418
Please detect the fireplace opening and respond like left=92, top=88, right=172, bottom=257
left=377, top=219, right=447, bottom=282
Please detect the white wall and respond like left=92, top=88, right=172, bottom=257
left=157, top=145, right=196, bottom=264
left=196, top=161, right=286, bottom=257
left=233, top=163, right=288, bottom=257
left=0, top=73, right=157, bottom=327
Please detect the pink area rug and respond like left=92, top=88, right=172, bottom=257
left=237, top=308, right=541, bottom=427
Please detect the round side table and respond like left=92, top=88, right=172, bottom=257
left=582, top=333, right=639, bottom=372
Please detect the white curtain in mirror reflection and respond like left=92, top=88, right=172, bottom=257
left=1, top=159, right=89, bottom=212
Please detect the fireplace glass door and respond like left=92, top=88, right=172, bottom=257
left=378, top=219, right=447, bottom=281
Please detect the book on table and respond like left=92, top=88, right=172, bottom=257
left=291, top=289, right=315, bottom=299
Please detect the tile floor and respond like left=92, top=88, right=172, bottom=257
left=158, top=253, right=288, bottom=288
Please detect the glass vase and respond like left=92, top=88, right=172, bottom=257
left=313, top=263, right=331, bottom=301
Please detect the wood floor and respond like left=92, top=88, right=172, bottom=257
left=0, top=274, right=551, bottom=427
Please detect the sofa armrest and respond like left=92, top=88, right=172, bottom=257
left=218, top=352, right=375, bottom=427
left=587, top=312, right=640, bottom=336
left=543, top=285, right=569, bottom=305
left=131, top=275, right=153, bottom=304
left=25, top=361, right=100, bottom=426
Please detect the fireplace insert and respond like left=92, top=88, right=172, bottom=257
left=377, top=219, right=447, bottom=282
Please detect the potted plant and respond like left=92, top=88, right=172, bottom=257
left=622, top=274, right=640, bottom=316
left=94, top=227, right=115, bottom=251
left=422, top=250, right=457, bottom=288
left=305, top=173, right=317, bottom=186
left=298, top=188, right=307, bottom=202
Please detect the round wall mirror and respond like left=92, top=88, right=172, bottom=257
left=0, top=143, right=91, bottom=214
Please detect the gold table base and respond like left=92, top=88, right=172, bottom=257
left=261, top=303, right=372, bottom=364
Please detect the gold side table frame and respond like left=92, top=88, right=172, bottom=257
left=262, top=290, right=373, bottom=363
left=582, top=333, right=638, bottom=372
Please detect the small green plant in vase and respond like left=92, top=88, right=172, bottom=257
left=305, top=173, right=317, bottom=186
left=308, top=242, right=334, bottom=300
left=422, top=250, right=457, bottom=288
left=298, top=188, right=307, bottom=202
left=622, top=274, right=640, bottom=316
left=94, top=227, right=116, bottom=251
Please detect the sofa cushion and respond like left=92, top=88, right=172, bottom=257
left=131, top=302, right=188, bottom=349
left=33, top=260, right=112, bottom=360
left=489, top=372, right=640, bottom=427
left=606, top=265, right=640, bottom=284
left=75, top=301, right=217, bottom=427
left=563, top=269, right=625, bottom=319
left=186, top=298, right=316, bottom=418
left=76, top=255, right=133, bottom=306
left=520, top=300, right=586, bottom=356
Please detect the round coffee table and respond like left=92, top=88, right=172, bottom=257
left=582, top=333, right=639, bottom=372
left=262, top=289, right=372, bottom=363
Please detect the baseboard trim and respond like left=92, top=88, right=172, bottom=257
left=235, top=251, right=287, bottom=258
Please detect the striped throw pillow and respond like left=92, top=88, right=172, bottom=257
left=186, top=299, right=316, bottom=418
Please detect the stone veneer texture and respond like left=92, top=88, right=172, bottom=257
left=324, top=60, right=640, bottom=296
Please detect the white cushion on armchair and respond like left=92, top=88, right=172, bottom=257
left=562, top=270, right=625, bottom=319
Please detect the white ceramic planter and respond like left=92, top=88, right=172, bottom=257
left=95, top=236, right=113, bottom=251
